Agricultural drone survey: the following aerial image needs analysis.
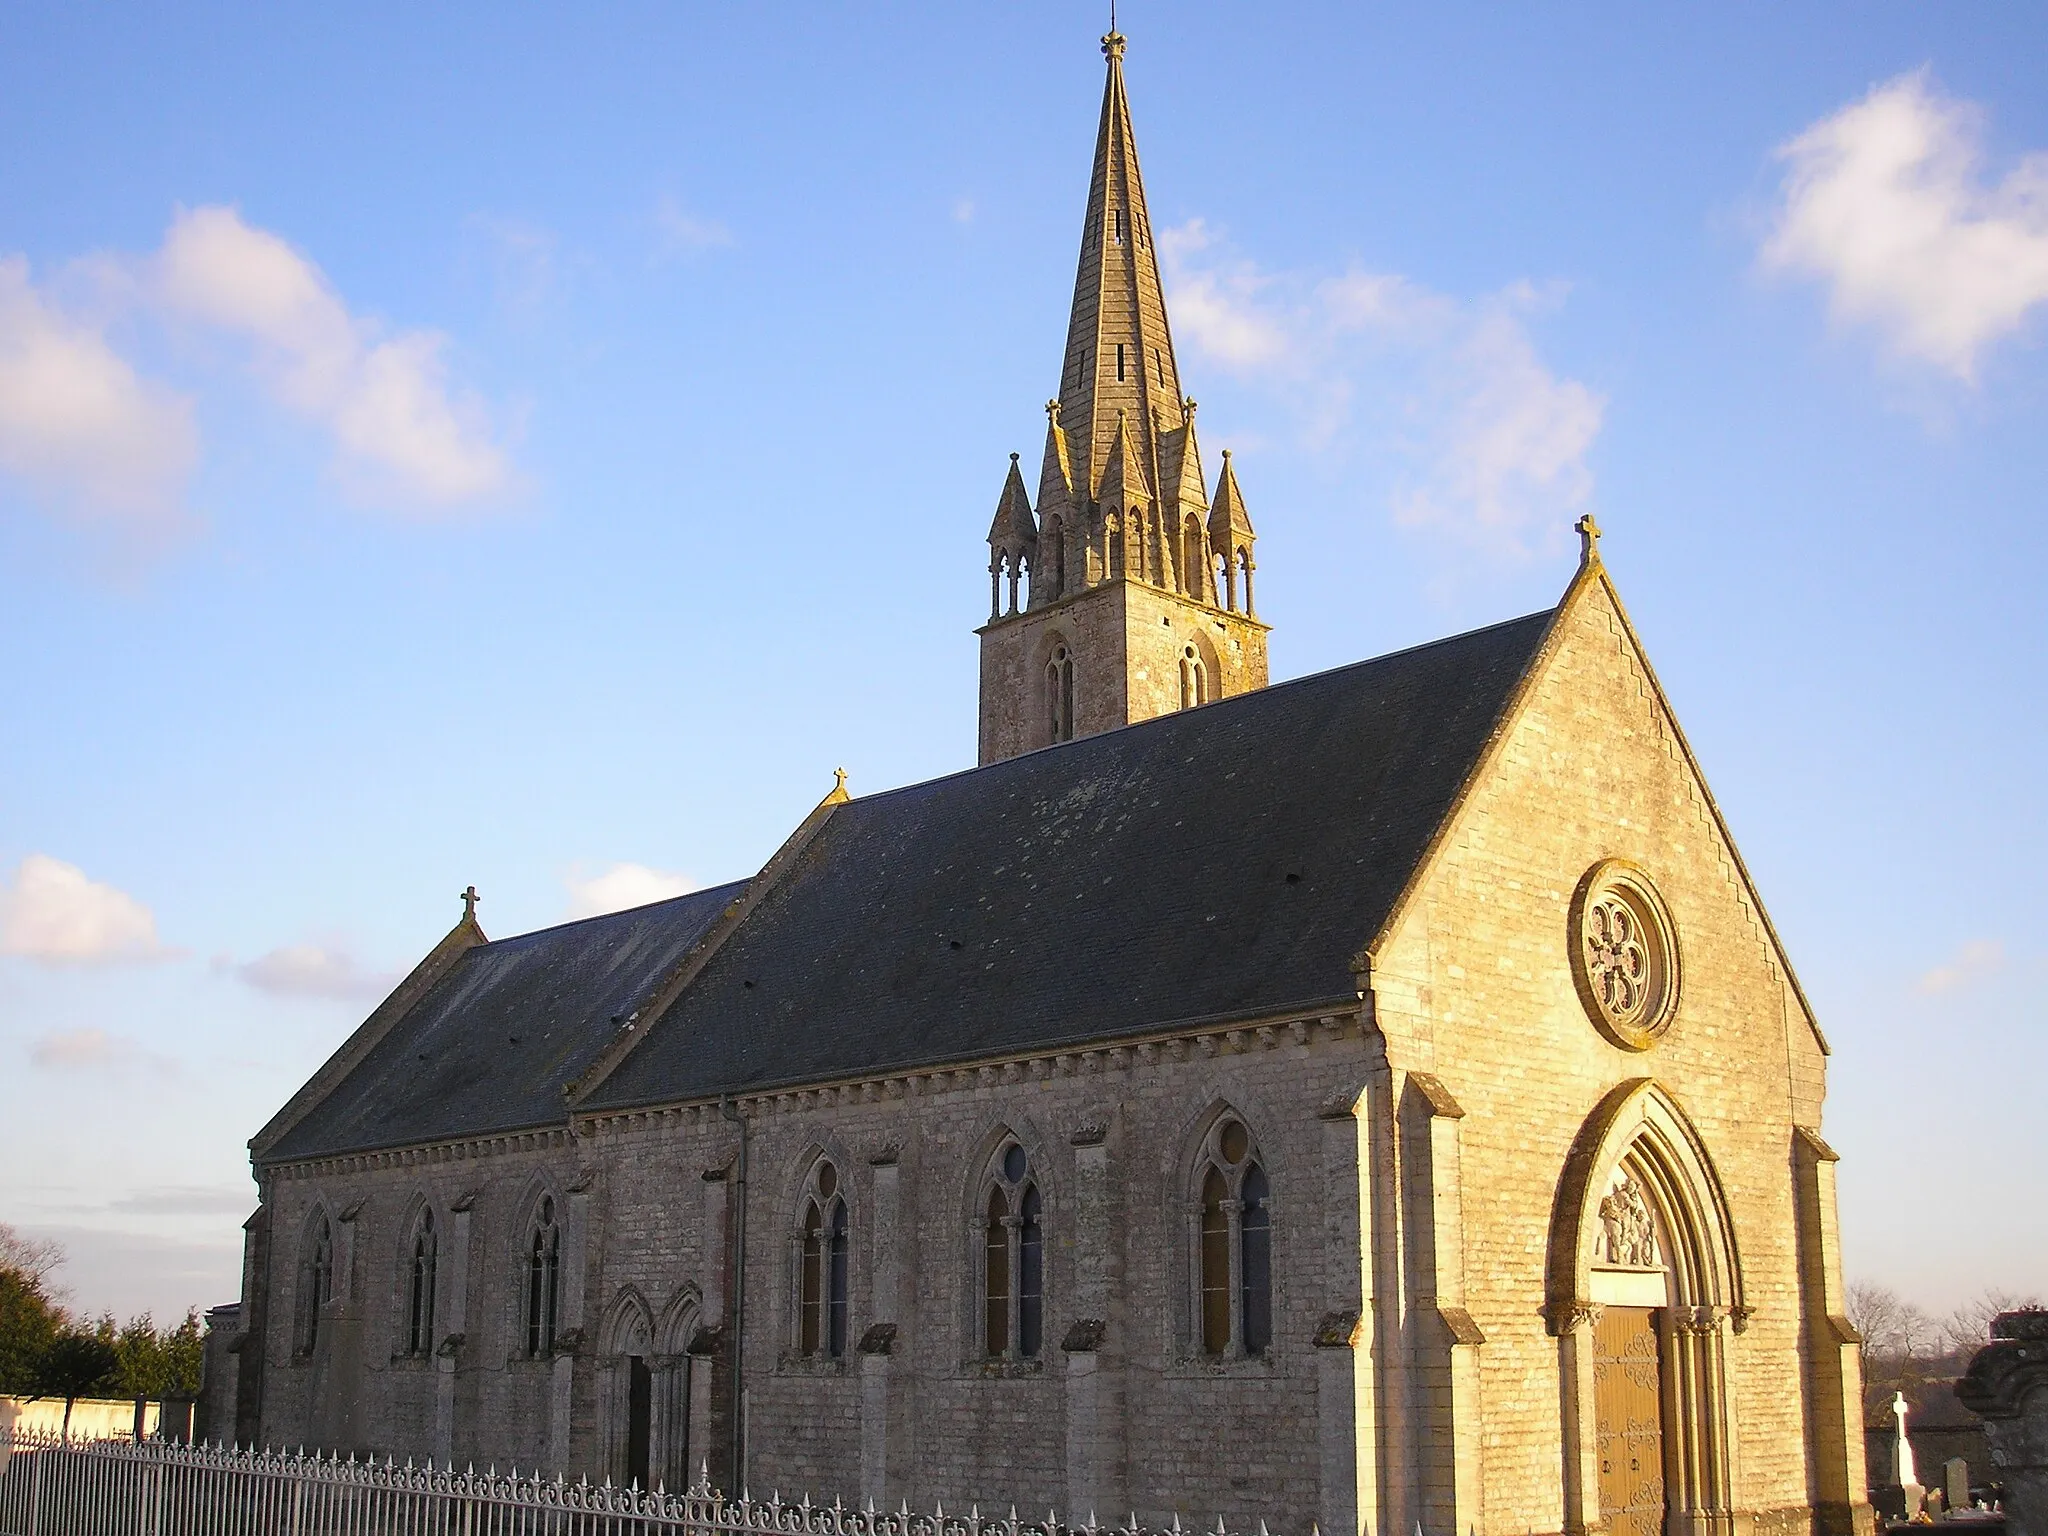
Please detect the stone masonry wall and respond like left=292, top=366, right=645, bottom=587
left=251, top=1018, right=1372, bottom=1533
left=978, top=578, right=1267, bottom=763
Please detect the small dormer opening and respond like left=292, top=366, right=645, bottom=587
left=1117, top=343, right=1126, bottom=382
left=1113, top=207, right=1126, bottom=244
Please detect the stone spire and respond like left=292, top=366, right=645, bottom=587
left=973, top=30, right=1270, bottom=767
left=1054, top=25, right=1186, bottom=506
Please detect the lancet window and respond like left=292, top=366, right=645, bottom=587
left=405, top=1207, right=437, bottom=1357
left=1046, top=643, right=1076, bottom=744
left=1195, top=1115, right=1272, bottom=1357
left=1179, top=643, right=1208, bottom=710
left=526, top=1196, right=561, bottom=1357
left=296, top=1212, right=334, bottom=1355
left=797, top=1159, right=849, bottom=1359
left=979, top=1141, right=1044, bottom=1360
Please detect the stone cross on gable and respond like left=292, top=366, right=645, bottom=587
left=461, top=885, right=480, bottom=923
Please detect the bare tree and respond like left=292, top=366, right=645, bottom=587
left=1941, top=1288, right=2047, bottom=1359
left=0, top=1224, right=66, bottom=1286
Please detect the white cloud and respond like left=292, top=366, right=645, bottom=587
left=1763, top=70, right=2048, bottom=380
left=1915, top=938, right=2004, bottom=995
left=565, top=862, right=695, bottom=918
left=652, top=195, right=734, bottom=257
left=28, top=1028, right=176, bottom=1076
left=1159, top=221, right=1603, bottom=561
left=155, top=205, right=513, bottom=505
left=0, top=257, right=198, bottom=535
left=233, top=942, right=395, bottom=1001
left=952, top=198, right=977, bottom=226
left=0, top=854, right=171, bottom=965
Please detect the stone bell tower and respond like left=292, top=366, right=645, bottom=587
left=976, top=28, right=1269, bottom=766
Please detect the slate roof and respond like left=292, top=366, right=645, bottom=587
left=585, top=609, right=1554, bottom=1111
left=265, top=608, right=1554, bottom=1161
left=267, top=882, right=744, bottom=1162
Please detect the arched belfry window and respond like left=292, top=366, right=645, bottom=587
left=406, top=1207, right=437, bottom=1357
left=296, top=1211, right=334, bottom=1355
left=797, top=1159, right=849, bottom=1359
left=980, top=1141, right=1044, bottom=1360
left=1195, top=1115, right=1272, bottom=1357
left=1046, top=643, right=1076, bottom=744
left=1042, top=513, right=1066, bottom=598
left=526, top=1196, right=562, bottom=1357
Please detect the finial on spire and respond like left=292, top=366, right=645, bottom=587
left=1101, top=4, right=1126, bottom=63
left=1045, top=399, right=1060, bottom=422
left=1221, top=447, right=1231, bottom=459
left=460, top=885, right=480, bottom=922
left=1575, top=513, right=1603, bottom=566
left=1184, top=397, right=1197, bottom=418
left=1010, top=451, right=1019, bottom=463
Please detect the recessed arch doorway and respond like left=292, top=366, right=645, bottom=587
left=1548, top=1079, right=1747, bottom=1536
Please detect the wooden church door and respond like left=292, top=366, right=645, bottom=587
left=1593, top=1306, right=1666, bottom=1536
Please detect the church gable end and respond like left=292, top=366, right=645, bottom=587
left=1364, top=543, right=1841, bottom=1530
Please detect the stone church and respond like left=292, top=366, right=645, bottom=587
left=218, top=30, right=1872, bottom=1536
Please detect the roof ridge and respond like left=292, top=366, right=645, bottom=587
left=475, top=878, right=751, bottom=950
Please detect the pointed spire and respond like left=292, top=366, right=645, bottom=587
left=1055, top=27, right=1185, bottom=506
left=1208, top=448, right=1254, bottom=545
left=1037, top=398, right=1074, bottom=511
left=986, top=453, right=1038, bottom=557
left=1209, top=448, right=1257, bottom=615
left=1097, top=409, right=1151, bottom=508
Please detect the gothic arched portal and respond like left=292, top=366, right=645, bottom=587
left=1546, top=1079, right=1747, bottom=1536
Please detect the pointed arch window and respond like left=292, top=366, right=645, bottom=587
left=405, top=1208, right=438, bottom=1357
left=980, top=1141, right=1044, bottom=1360
left=797, top=1160, right=849, bottom=1359
left=1195, top=1116, right=1272, bottom=1357
left=1178, top=643, right=1208, bottom=710
left=526, top=1196, right=562, bottom=1357
left=1046, top=643, right=1076, bottom=744
left=296, top=1212, right=334, bottom=1355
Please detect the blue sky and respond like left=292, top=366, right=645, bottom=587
left=2, top=3, right=2043, bottom=1324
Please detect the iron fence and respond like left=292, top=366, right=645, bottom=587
left=0, top=1426, right=1260, bottom=1536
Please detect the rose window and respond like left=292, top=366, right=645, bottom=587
left=1570, top=862, right=1679, bottom=1050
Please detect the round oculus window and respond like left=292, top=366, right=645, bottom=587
left=1569, top=860, right=1680, bottom=1050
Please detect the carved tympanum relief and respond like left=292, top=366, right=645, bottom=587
left=1597, top=1173, right=1660, bottom=1269
left=1570, top=860, right=1680, bottom=1050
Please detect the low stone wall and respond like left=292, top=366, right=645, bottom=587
left=0, top=1395, right=159, bottom=1441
